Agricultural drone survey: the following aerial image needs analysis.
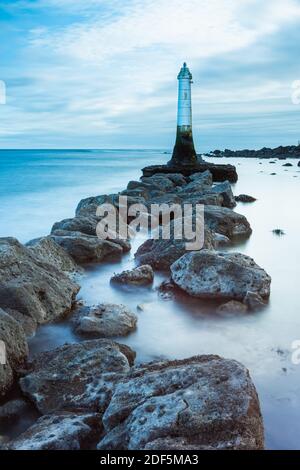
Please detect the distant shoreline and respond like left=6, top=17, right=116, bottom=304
left=203, top=144, right=300, bottom=160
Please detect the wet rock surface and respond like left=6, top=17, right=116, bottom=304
left=97, top=355, right=264, bottom=450
left=111, top=265, right=154, bottom=286
left=0, top=237, right=79, bottom=326
left=19, top=339, right=135, bottom=414
left=0, top=308, right=28, bottom=395
left=7, top=412, right=102, bottom=450
left=135, top=227, right=215, bottom=271
left=51, top=231, right=124, bottom=264
left=171, top=250, right=271, bottom=301
left=73, top=303, right=137, bottom=338
left=26, top=236, right=79, bottom=273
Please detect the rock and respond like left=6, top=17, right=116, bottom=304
left=135, top=226, right=215, bottom=271
left=26, top=236, right=79, bottom=273
left=204, top=206, right=252, bottom=238
left=20, top=339, right=135, bottom=414
left=235, top=194, right=257, bottom=203
left=209, top=181, right=236, bottom=208
left=170, top=250, right=271, bottom=301
left=298, top=161, right=300, bottom=167
left=0, top=308, right=28, bottom=395
left=97, top=355, right=264, bottom=450
left=74, top=304, right=137, bottom=338
left=243, top=292, right=267, bottom=311
left=179, top=170, right=212, bottom=194
left=213, top=232, right=231, bottom=247
left=140, top=175, right=175, bottom=192
left=217, top=300, right=248, bottom=314
left=0, top=237, right=79, bottom=325
left=111, top=265, right=154, bottom=286
left=272, top=229, right=285, bottom=236
left=51, top=231, right=124, bottom=264
left=7, top=412, right=102, bottom=450
left=0, top=399, right=29, bottom=424
left=142, top=162, right=238, bottom=183
left=282, top=163, right=293, bottom=167
left=157, top=280, right=176, bottom=300
left=51, top=216, right=98, bottom=236
left=75, top=193, right=119, bottom=218
left=2, top=308, right=36, bottom=338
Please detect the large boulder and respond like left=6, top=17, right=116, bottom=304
left=26, top=236, right=79, bottom=273
left=97, top=355, right=264, bottom=450
left=73, top=303, right=137, bottom=338
left=0, top=308, right=28, bottom=395
left=135, top=226, right=215, bottom=271
left=111, top=265, right=154, bottom=286
left=7, top=412, right=101, bottom=450
left=50, top=231, right=124, bottom=264
left=204, top=206, right=252, bottom=238
left=171, top=250, right=271, bottom=301
left=0, top=237, right=79, bottom=325
left=19, top=339, right=135, bottom=414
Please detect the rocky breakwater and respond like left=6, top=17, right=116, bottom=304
left=1, top=164, right=268, bottom=450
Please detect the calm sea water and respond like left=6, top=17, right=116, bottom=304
left=0, top=149, right=300, bottom=449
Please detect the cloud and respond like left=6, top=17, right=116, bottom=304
left=1, top=0, right=300, bottom=148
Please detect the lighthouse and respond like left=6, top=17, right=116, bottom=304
left=169, top=62, right=197, bottom=167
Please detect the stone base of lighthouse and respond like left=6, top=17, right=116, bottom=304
left=168, top=126, right=198, bottom=167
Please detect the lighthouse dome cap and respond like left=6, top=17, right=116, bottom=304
left=177, top=62, right=192, bottom=80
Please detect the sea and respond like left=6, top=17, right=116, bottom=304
left=0, top=148, right=300, bottom=449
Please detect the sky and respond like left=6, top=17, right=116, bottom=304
left=0, top=0, right=300, bottom=151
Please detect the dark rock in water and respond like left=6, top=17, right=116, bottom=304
left=97, top=355, right=264, bottom=450
left=0, top=399, right=29, bottom=424
left=73, top=303, right=137, bottom=338
left=111, top=265, right=154, bottom=286
left=282, top=163, right=293, bottom=167
left=270, top=173, right=277, bottom=175
left=157, top=280, right=176, bottom=300
left=235, top=194, right=257, bottom=203
left=142, top=162, right=238, bottom=183
left=217, top=300, right=248, bottom=314
left=204, top=205, right=252, bottom=238
left=19, top=339, right=135, bottom=414
left=170, top=250, right=271, bottom=301
left=26, top=236, right=79, bottom=273
left=243, top=292, right=267, bottom=311
left=272, top=229, right=285, bottom=236
left=51, top=230, right=124, bottom=264
left=298, top=161, right=300, bottom=167
left=7, top=412, right=102, bottom=450
left=0, top=238, right=79, bottom=326
left=0, top=308, right=28, bottom=395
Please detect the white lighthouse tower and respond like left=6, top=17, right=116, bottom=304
left=169, top=62, right=197, bottom=166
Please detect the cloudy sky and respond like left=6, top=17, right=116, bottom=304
left=0, top=0, right=300, bottom=150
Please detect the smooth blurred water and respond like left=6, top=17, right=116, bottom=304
left=1, top=150, right=300, bottom=449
